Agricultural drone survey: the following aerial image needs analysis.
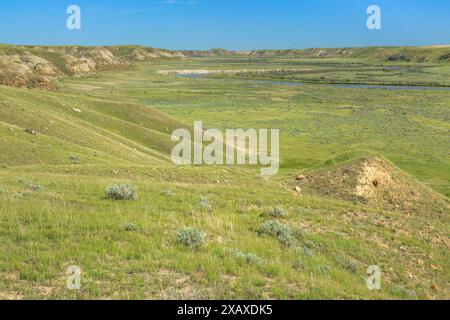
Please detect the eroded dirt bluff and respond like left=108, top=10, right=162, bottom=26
left=289, top=156, right=449, bottom=216
left=0, top=45, right=185, bottom=89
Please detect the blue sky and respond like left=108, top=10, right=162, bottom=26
left=0, top=0, right=449, bottom=50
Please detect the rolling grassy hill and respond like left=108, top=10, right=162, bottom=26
left=0, top=45, right=448, bottom=300
left=0, top=85, right=187, bottom=166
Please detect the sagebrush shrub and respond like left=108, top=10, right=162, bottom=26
left=18, top=178, right=44, bottom=191
left=302, top=246, right=313, bottom=257
left=28, top=184, right=44, bottom=192
left=105, top=183, right=138, bottom=200
left=18, top=178, right=31, bottom=185
left=346, top=259, right=359, bottom=273
left=304, top=240, right=319, bottom=249
left=292, top=259, right=304, bottom=270
left=14, top=192, right=24, bottom=199
left=161, top=189, right=174, bottom=196
left=258, top=220, right=295, bottom=247
left=254, top=198, right=264, bottom=207
left=123, top=223, right=138, bottom=231
left=337, top=256, right=359, bottom=273
left=69, top=156, right=80, bottom=164
left=176, top=228, right=205, bottom=248
left=244, top=253, right=261, bottom=264
left=266, top=207, right=288, bottom=218
left=230, top=249, right=262, bottom=264
left=199, top=196, right=212, bottom=210
left=316, top=265, right=331, bottom=274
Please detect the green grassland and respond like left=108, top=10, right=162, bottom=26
left=215, top=62, right=450, bottom=87
left=60, top=60, right=450, bottom=195
left=0, top=50, right=449, bottom=299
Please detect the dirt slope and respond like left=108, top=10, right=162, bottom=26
left=290, top=156, right=449, bottom=215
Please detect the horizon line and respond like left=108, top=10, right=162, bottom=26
left=1, top=42, right=450, bottom=52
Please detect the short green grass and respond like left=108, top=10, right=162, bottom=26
left=1, top=164, right=448, bottom=299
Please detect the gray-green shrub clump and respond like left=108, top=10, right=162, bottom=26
left=105, top=183, right=138, bottom=200
left=258, top=220, right=295, bottom=247
left=161, top=189, right=174, bottom=196
left=266, top=207, right=288, bottom=218
left=230, top=249, right=262, bottom=264
left=17, top=178, right=44, bottom=192
left=199, top=196, right=212, bottom=210
left=176, top=228, right=205, bottom=248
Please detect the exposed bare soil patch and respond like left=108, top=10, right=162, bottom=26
left=290, top=156, right=449, bottom=215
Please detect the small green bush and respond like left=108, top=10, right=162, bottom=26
left=244, top=253, right=261, bottom=264
left=266, top=207, right=288, bottom=218
left=69, top=156, right=80, bottom=164
left=258, top=220, right=295, bottom=247
left=14, top=192, right=24, bottom=199
left=346, top=259, right=359, bottom=273
left=336, top=256, right=359, bottom=273
left=316, top=265, right=331, bottom=274
left=230, top=249, right=262, bottom=264
left=161, top=189, right=174, bottom=196
left=17, top=178, right=43, bottom=191
left=439, top=53, right=450, bottom=61
left=28, top=184, right=44, bottom=192
left=123, top=223, right=138, bottom=231
left=304, top=240, right=320, bottom=249
left=302, top=246, right=313, bottom=258
left=387, top=54, right=411, bottom=62
left=292, top=259, right=305, bottom=270
left=253, top=198, right=263, bottom=207
left=176, top=228, right=205, bottom=248
left=394, top=287, right=417, bottom=299
left=18, top=178, right=31, bottom=185
left=199, top=196, right=212, bottom=210
left=105, top=183, right=138, bottom=200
